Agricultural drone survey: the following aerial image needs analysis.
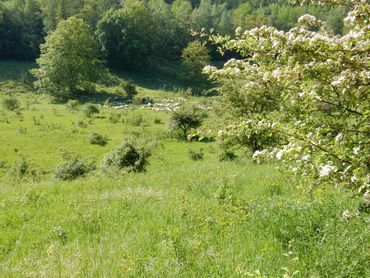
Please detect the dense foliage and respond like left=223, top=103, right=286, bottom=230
left=53, top=151, right=96, bottom=181
left=31, top=17, right=106, bottom=99
left=169, top=105, right=206, bottom=139
left=102, top=139, right=152, bottom=173
left=181, top=41, right=211, bottom=90
left=1, top=0, right=348, bottom=64
left=205, top=0, right=370, bottom=201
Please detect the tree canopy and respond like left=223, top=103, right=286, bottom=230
left=32, top=17, right=106, bottom=99
left=0, top=0, right=349, bottom=63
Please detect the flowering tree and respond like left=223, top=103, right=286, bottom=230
left=204, top=0, right=370, bottom=201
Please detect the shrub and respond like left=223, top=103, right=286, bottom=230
left=8, top=157, right=37, bottom=181
left=66, top=99, right=80, bottom=111
left=168, top=105, right=206, bottom=140
left=219, top=150, right=237, bottom=161
left=2, top=97, right=20, bottom=111
left=75, top=120, right=88, bottom=128
left=83, top=104, right=100, bottom=118
left=188, top=149, right=204, bottom=161
left=108, top=113, right=121, bottom=124
left=16, top=127, right=27, bottom=134
left=123, top=80, right=137, bottom=97
left=89, top=133, right=108, bottom=146
left=128, top=114, right=144, bottom=126
left=154, top=117, right=162, bottom=124
left=53, top=151, right=95, bottom=181
left=102, top=139, right=152, bottom=173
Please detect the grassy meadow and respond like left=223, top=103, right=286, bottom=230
left=0, top=62, right=368, bottom=277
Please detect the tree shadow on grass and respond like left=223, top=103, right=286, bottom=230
left=50, top=90, right=130, bottom=105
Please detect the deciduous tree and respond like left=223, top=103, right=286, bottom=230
left=32, top=17, right=106, bottom=99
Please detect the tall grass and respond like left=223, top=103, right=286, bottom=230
left=0, top=62, right=368, bottom=277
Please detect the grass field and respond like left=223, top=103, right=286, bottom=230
left=0, top=61, right=368, bottom=277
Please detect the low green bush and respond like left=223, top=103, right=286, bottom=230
left=75, top=120, right=88, bottom=128
left=66, top=99, right=80, bottom=111
left=53, top=151, right=95, bottom=181
left=83, top=104, right=100, bottom=118
left=89, top=133, right=108, bottom=146
left=168, top=105, right=206, bottom=140
left=153, top=117, right=162, bottom=124
left=108, top=113, right=121, bottom=124
left=219, top=150, right=237, bottom=161
left=8, top=157, right=37, bottom=181
left=128, top=114, right=144, bottom=126
left=102, top=139, right=151, bottom=173
left=2, top=97, right=20, bottom=111
left=188, top=149, right=204, bottom=161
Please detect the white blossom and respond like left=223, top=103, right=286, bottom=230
left=319, top=165, right=336, bottom=177
left=276, top=150, right=285, bottom=160
left=342, top=210, right=351, bottom=221
left=353, top=147, right=361, bottom=155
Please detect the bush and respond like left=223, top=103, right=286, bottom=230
left=128, top=114, right=144, bottom=126
left=2, top=97, right=20, bottom=111
left=154, top=117, right=162, bottom=124
left=219, top=150, right=237, bottom=161
left=75, top=120, right=88, bottom=128
left=108, top=113, right=121, bottom=124
left=16, top=127, right=27, bottom=134
left=102, top=139, right=152, bottom=173
left=8, top=157, right=37, bottom=181
left=53, top=151, right=95, bottom=181
left=123, top=80, right=137, bottom=97
left=188, top=149, right=204, bottom=161
left=169, top=105, right=206, bottom=140
left=89, top=133, right=108, bottom=146
left=66, top=99, right=80, bottom=111
left=83, top=104, right=100, bottom=118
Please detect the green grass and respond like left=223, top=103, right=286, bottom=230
left=0, top=62, right=368, bottom=277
